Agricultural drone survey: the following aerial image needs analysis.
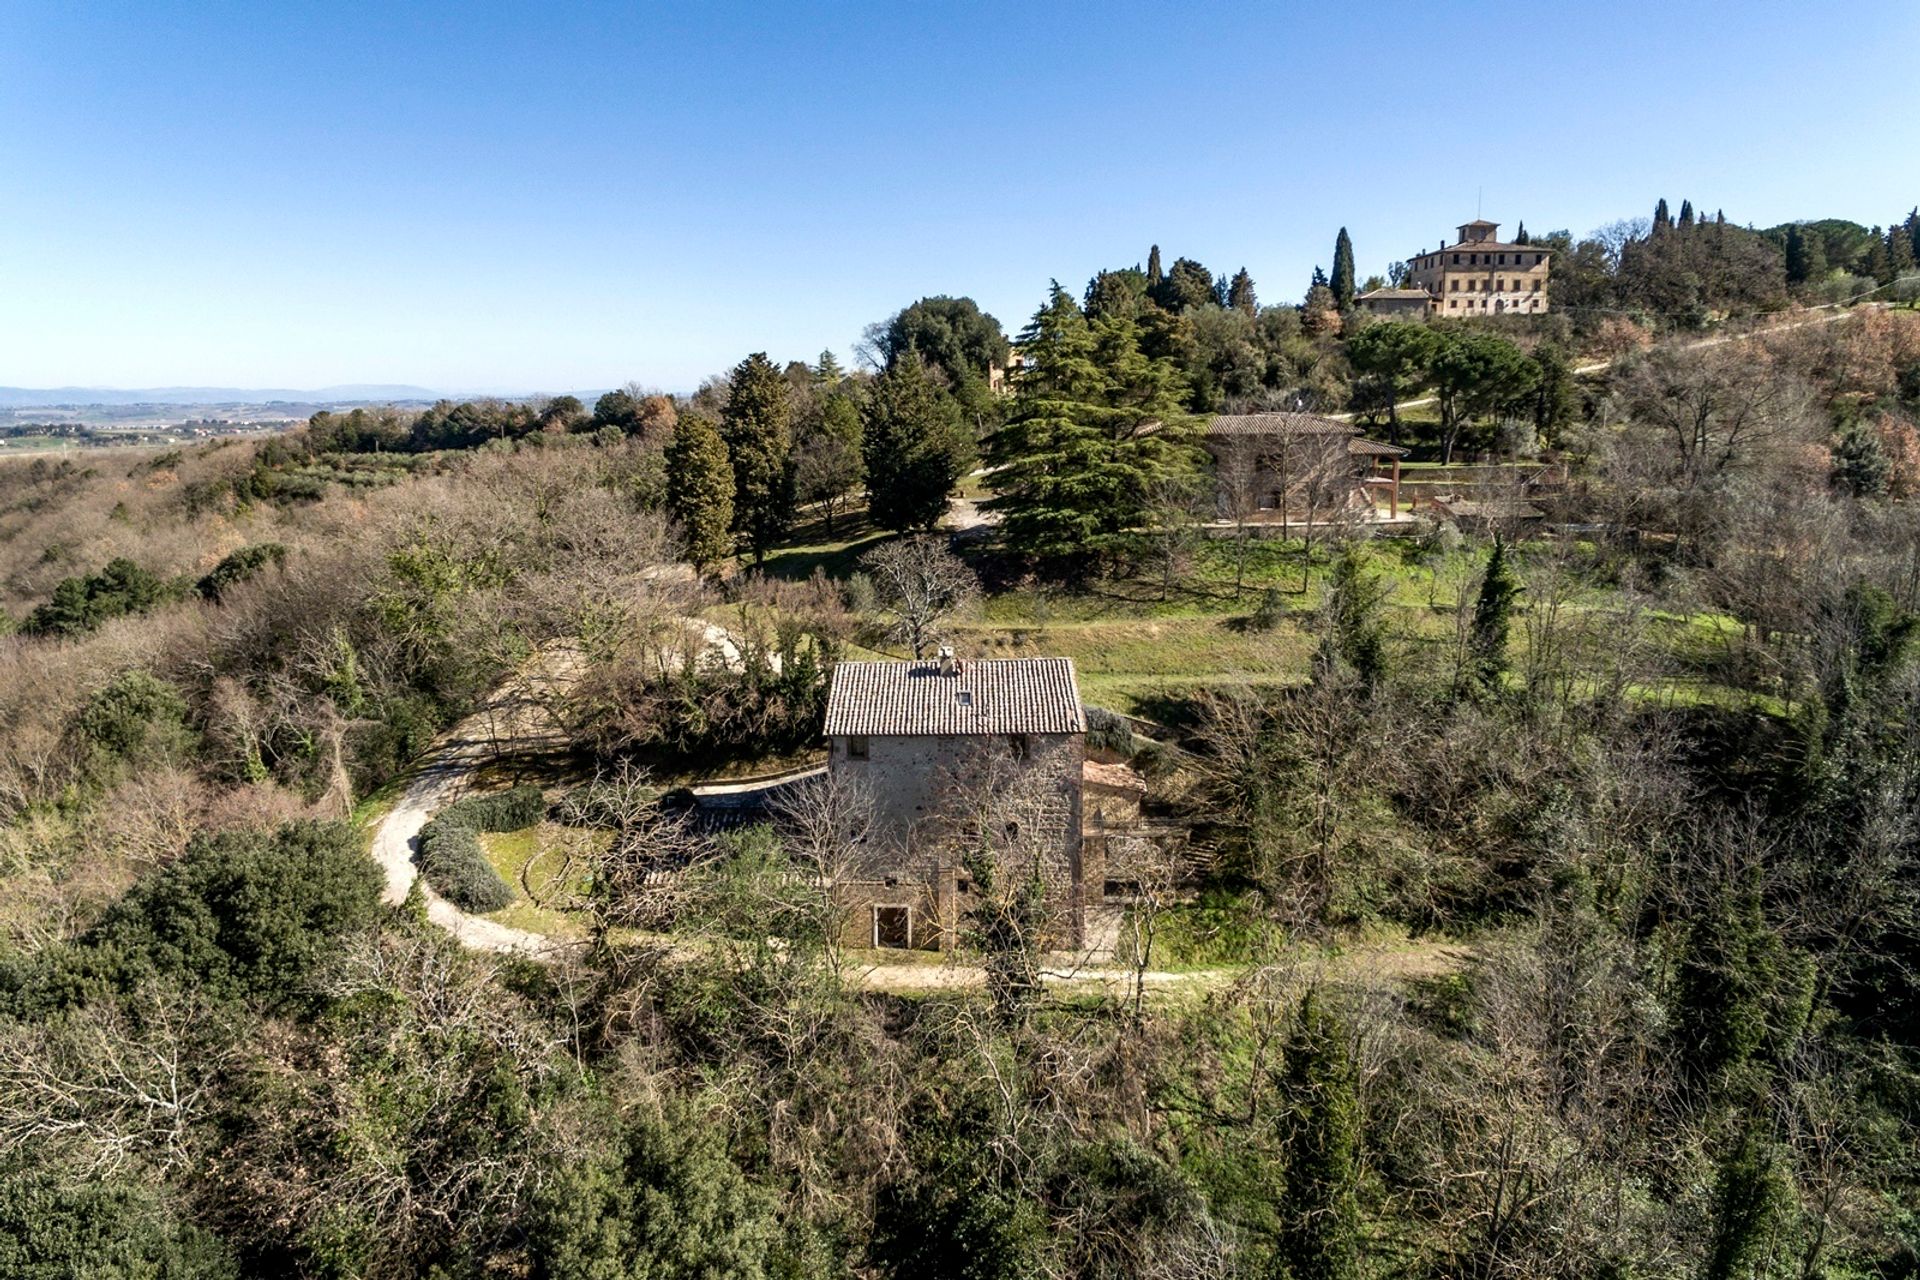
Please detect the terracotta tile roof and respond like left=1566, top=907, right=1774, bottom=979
left=1205, top=412, right=1356, bottom=437
left=1348, top=437, right=1409, bottom=458
left=1082, top=759, right=1147, bottom=793
left=1355, top=288, right=1434, bottom=300
left=825, top=658, right=1085, bottom=737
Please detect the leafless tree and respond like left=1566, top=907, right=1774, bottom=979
left=771, top=767, right=878, bottom=975
left=860, top=535, right=979, bottom=658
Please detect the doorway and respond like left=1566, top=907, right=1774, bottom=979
left=873, top=905, right=911, bottom=949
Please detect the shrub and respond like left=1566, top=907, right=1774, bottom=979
left=73, top=670, right=191, bottom=763
left=0, top=1160, right=236, bottom=1280
left=195, top=542, right=288, bottom=601
left=530, top=1102, right=775, bottom=1280
left=23, top=557, right=173, bottom=637
left=1249, top=587, right=1287, bottom=631
left=83, top=821, right=382, bottom=1002
left=414, top=785, right=544, bottom=913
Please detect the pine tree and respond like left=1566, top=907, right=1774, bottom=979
left=1273, top=991, right=1362, bottom=1280
left=1467, top=539, right=1519, bottom=695
left=1678, top=199, right=1695, bottom=229
left=815, top=348, right=844, bottom=387
left=1330, top=228, right=1356, bottom=311
left=665, top=413, right=735, bottom=573
left=1146, top=244, right=1164, bottom=288
left=861, top=352, right=973, bottom=533
left=718, top=353, right=795, bottom=563
left=1227, top=267, right=1258, bottom=315
left=1653, top=197, right=1671, bottom=234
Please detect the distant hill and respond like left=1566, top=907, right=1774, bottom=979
left=0, top=384, right=442, bottom=408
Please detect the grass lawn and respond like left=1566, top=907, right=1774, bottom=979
left=480, top=825, right=604, bottom=939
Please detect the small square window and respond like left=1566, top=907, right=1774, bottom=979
left=846, top=736, right=869, bottom=761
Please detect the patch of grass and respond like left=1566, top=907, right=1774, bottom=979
left=479, top=825, right=603, bottom=938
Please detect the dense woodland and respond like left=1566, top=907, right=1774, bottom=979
left=2, top=203, right=1920, bottom=1278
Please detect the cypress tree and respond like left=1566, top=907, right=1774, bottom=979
left=1467, top=539, right=1519, bottom=695
left=1865, top=229, right=1895, bottom=284
left=1514, top=221, right=1529, bottom=245
left=1227, top=267, right=1258, bottom=315
left=1653, top=197, right=1671, bottom=234
left=1146, top=244, right=1164, bottom=288
left=718, top=352, right=795, bottom=563
left=1324, top=542, right=1389, bottom=688
left=1786, top=225, right=1827, bottom=285
left=1273, top=990, right=1362, bottom=1280
left=1330, top=228, right=1356, bottom=311
left=665, top=413, right=735, bottom=573
left=1701, top=1114, right=1791, bottom=1280
left=1891, top=221, right=1917, bottom=276
left=860, top=352, right=973, bottom=533
left=1678, top=199, right=1695, bottom=229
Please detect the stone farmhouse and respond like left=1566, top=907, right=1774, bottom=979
left=824, top=652, right=1087, bottom=950
left=1203, top=412, right=1407, bottom=524
left=1357, top=219, right=1552, bottom=317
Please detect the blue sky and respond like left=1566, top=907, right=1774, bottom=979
left=3, top=0, right=1916, bottom=393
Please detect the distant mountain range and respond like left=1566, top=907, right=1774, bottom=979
left=0, top=385, right=443, bottom=408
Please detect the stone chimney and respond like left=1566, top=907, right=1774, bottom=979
left=938, top=645, right=957, bottom=676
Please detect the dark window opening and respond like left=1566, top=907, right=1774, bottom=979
left=1104, top=879, right=1141, bottom=900
left=1009, top=734, right=1030, bottom=761
left=846, top=735, right=868, bottom=761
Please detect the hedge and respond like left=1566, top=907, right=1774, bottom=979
left=415, top=785, right=545, bottom=913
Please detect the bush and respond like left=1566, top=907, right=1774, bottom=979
left=72, top=670, right=191, bottom=764
left=195, top=542, right=288, bottom=601
left=83, top=821, right=383, bottom=1002
left=414, top=785, right=544, bottom=913
left=530, top=1102, right=775, bottom=1280
left=23, top=557, right=174, bottom=637
left=1249, top=587, right=1287, bottom=631
left=0, top=1160, right=236, bottom=1279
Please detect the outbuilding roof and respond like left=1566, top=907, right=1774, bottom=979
left=1205, top=412, right=1356, bottom=437
left=1355, top=288, right=1434, bottom=301
left=825, top=657, right=1086, bottom=737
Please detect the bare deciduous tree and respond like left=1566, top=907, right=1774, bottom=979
left=860, top=535, right=979, bottom=658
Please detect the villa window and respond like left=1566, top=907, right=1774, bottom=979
left=846, top=735, right=869, bottom=761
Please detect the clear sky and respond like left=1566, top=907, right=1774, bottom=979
left=4, top=0, right=1916, bottom=394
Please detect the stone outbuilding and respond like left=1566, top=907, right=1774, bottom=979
left=824, top=652, right=1088, bottom=951
left=1204, top=412, right=1407, bottom=524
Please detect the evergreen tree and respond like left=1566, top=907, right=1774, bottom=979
left=1323, top=542, right=1389, bottom=689
left=1273, top=991, right=1362, bottom=1280
left=1146, top=244, right=1164, bottom=288
left=1150, top=257, right=1215, bottom=313
left=1674, top=870, right=1814, bottom=1095
left=665, top=413, right=735, bottom=572
left=1864, top=228, right=1895, bottom=284
left=1653, top=197, right=1672, bottom=234
left=984, top=285, right=1199, bottom=563
left=861, top=352, right=974, bottom=533
left=1227, top=267, right=1258, bottom=315
left=1514, top=222, right=1529, bottom=245
left=718, top=352, right=795, bottom=563
left=1531, top=342, right=1579, bottom=443
left=1889, top=221, right=1916, bottom=276
left=815, top=348, right=844, bottom=387
left=1330, top=228, right=1356, bottom=311
left=1701, top=1114, right=1792, bottom=1280
left=1785, top=224, right=1827, bottom=284
left=1467, top=539, right=1519, bottom=695
left=1679, top=199, right=1695, bottom=229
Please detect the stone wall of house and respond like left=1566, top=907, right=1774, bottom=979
left=1205, top=434, right=1357, bottom=519
left=828, top=730, right=1086, bottom=947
